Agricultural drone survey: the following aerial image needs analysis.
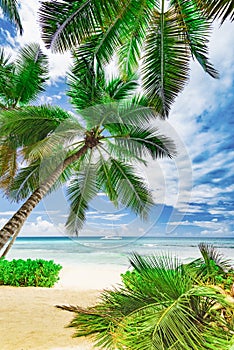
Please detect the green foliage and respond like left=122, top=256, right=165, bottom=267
left=0, top=0, right=23, bottom=34
left=69, top=249, right=234, bottom=349
left=39, top=0, right=223, bottom=117
left=197, top=0, right=234, bottom=23
left=0, top=45, right=175, bottom=250
left=0, top=258, right=62, bottom=287
left=0, top=44, right=49, bottom=108
left=184, top=243, right=234, bottom=290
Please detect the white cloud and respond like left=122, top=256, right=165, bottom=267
left=168, top=219, right=232, bottom=236
left=0, top=211, right=19, bottom=216
left=19, top=216, right=65, bottom=237
left=88, top=213, right=128, bottom=221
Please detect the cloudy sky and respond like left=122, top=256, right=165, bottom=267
left=0, top=1, right=233, bottom=238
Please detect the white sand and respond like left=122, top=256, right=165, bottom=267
left=0, top=264, right=127, bottom=350
left=56, top=263, right=127, bottom=290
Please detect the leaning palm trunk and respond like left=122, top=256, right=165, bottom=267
left=1, top=227, right=20, bottom=257
left=0, top=145, right=88, bottom=253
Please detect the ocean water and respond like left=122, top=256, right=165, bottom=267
left=7, top=236, right=234, bottom=267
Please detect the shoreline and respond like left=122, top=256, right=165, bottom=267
left=0, top=263, right=127, bottom=350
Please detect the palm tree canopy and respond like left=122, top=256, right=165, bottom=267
left=0, top=51, right=176, bottom=234
left=0, top=0, right=23, bottom=34
left=39, top=0, right=219, bottom=118
left=0, top=43, right=49, bottom=109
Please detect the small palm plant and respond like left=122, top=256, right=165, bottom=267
left=0, top=47, right=176, bottom=254
left=67, top=252, right=234, bottom=349
left=184, top=243, right=234, bottom=290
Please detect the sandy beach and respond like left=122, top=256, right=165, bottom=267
left=0, top=264, right=126, bottom=350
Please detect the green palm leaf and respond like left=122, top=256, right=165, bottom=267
left=106, top=123, right=176, bottom=159
left=142, top=8, right=190, bottom=117
left=69, top=253, right=232, bottom=349
left=105, top=139, right=147, bottom=164
left=105, top=76, right=138, bottom=101
left=0, top=44, right=49, bottom=107
left=66, top=150, right=98, bottom=233
left=0, top=105, right=76, bottom=146
left=109, top=159, right=154, bottom=220
left=7, top=159, right=76, bottom=202
left=6, top=161, right=40, bottom=201
left=39, top=0, right=100, bottom=52
left=97, top=154, right=118, bottom=204
left=197, top=0, right=234, bottom=23
left=12, top=43, right=49, bottom=106
left=171, top=0, right=219, bottom=78
left=67, top=44, right=108, bottom=110
left=118, top=0, right=154, bottom=77
left=0, top=0, right=23, bottom=34
left=0, top=48, right=14, bottom=106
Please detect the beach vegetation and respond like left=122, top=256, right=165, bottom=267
left=0, top=258, right=62, bottom=287
left=68, top=246, right=234, bottom=349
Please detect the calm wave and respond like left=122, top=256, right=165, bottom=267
left=7, top=236, right=234, bottom=267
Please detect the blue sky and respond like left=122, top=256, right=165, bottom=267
left=0, top=1, right=233, bottom=238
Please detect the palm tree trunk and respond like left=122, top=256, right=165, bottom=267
left=0, top=145, right=88, bottom=252
left=1, top=228, right=20, bottom=258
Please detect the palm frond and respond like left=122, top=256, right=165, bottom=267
left=115, top=285, right=230, bottom=350
left=105, top=139, right=147, bottom=164
left=171, top=0, right=219, bottom=78
left=129, top=253, right=195, bottom=299
left=142, top=8, right=190, bottom=118
left=117, top=0, right=158, bottom=77
left=105, top=123, right=176, bottom=160
left=0, top=0, right=23, bottom=34
left=6, top=161, right=40, bottom=201
left=39, top=0, right=100, bottom=52
left=0, top=49, right=15, bottom=106
left=197, top=0, right=234, bottom=24
left=96, top=154, right=118, bottom=204
left=79, top=103, right=119, bottom=129
left=0, top=105, right=77, bottom=146
left=116, top=100, right=158, bottom=126
left=109, top=159, right=154, bottom=220
left=199, top=242, right=233, bottom=271
left=67, top=43, right=107, bottom=110
left=11, top=43, right=49, bottom=106
left=66, top=150, right=98, bottom=233
left=69, top=252, right=232, bottom=349
left=105, top=75, right=138, bottom=101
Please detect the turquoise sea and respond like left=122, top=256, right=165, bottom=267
left=8, top=236, right=234, bottom=267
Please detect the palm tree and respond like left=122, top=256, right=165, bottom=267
left=66, top=252, right=234, bottom=349
left=39, top=0, right=221, bottom=118
left=0, top=49, right=176, bottom=254
left=0, top=43, right=49, bottom=189
left=0, top=0, right=23, bottom=34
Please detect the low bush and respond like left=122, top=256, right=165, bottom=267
left=0, top=258, right=62, bottom=287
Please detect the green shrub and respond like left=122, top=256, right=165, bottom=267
left=0, top=258, right=62, bottom=287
